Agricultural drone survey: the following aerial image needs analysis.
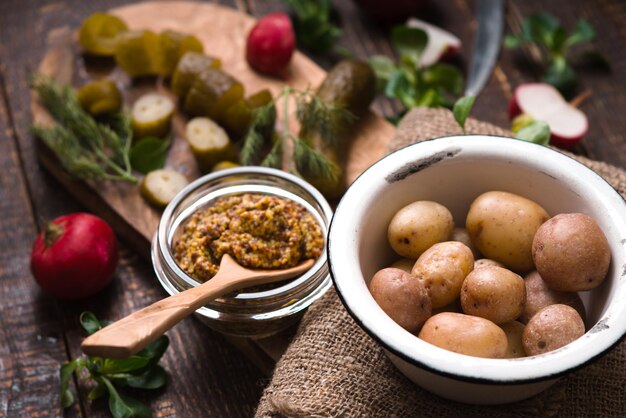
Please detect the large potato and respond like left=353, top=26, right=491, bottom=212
left=418, top=312, right=508, bottom=358
left=369, top=268, right=432, bottom=334
left=411, top=241, right=474, bottom=308
left=520, top=270, right=586, bottom=324
left=532, top=213, right=611, bottom=292
left=522, top=304, right=585, bottom=356
left=460, top=265, right=526, bottom=324
left=387, top=201, right=454, bottom=259
left=466, top=191, right=549, bottom=272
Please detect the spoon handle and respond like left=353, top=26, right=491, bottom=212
left=81, top=278, right=227, bottom=358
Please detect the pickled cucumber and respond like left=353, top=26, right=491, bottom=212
left=212, top=161, right=240, bottom=172
left=158, top=30, right=204, bottom=77
left=76, top=79, right=122, bottom=116
left=79, top=12, right=128, bottom=56
left=183, top=67, right=244, bottom=122
left=222, top=89, right=273, bottom=139
left=185, top=117, right=236, bottom=172
left=300, top=59, right=376, bottom=199
left=114, top=30, right=161, bottom=77
left=171, top=52, right=222, bottom=97
left=140, top=168, right=189, bottom=208
left=131, top=93, right=175, bottom=139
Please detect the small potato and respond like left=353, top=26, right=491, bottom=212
left=388, top=201, right=454, bottom=259
left=466, top=191, right=549, bottom=272
left=520, top=270, right=586, bottom=324
left=522, top=304, right=585, bottom=356
left=418, top=312, right=508, bottom=358
left=474, top=258, right=504, bottom=270
left=500, top=321, right=526, bottom=358
left=369, top=268, right=432, bottom=334
left=532, top=213, right=611, bottom=292
left=390, top=258, right=416, bottom=273
left=412, top=241, right=474, bottom=308
left=461, top=265, right=526, bottom=324
left=451, top=227, right=481, bottom=259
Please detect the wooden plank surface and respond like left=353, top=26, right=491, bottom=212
left=0, top=0, right=624, bottom=417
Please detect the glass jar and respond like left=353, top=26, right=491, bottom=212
left=151, top=166, right=333, bottom=338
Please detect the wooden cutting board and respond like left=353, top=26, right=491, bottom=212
left=32, top=1, right=395, bottom=372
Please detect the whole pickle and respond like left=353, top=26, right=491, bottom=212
left=158, top=30, right=204, bottom=77
left=171, top=52, right=222, bottom=97
left=183, top=67, right=244, bottom=122
left=300, top=59, right=376, bottom=199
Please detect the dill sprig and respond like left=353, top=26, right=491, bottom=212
left=241, top=86, right=347, bottom=181
left=30, top=75, right=137, bottom=183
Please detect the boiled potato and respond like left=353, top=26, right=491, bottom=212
left=520, top=270, right=586, bottom=324
left=500, top=321, right=526, bottom=358
left=369, top=268, right=432, bottom=334
left=411, top=241, right=474, bottom=308
left=390, top=258, right=416, bottom=273
left=522, top=304, right=585, bottom=356
left=418, top=312, right=508, bottom=358
left=532, top=213, right=611, bottom=292
left=460, top=265, right=526, bottom=324
left=466, top=191, right=549, bottom=272
left=474, top=258, right=504, bottom=270
left=451, top=227, right=481, bottom=259
left=388, top=201, right=454, bottom=259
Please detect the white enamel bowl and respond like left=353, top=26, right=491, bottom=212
left=328, top=135, right=626, bottom=405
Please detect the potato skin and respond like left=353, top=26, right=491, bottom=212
left=418, top=312, right=508, bottom=358
left=460, top=265, right=526, bottom=324
left=390, top=258, right=416, bottom=273
left=532, top=213, right=611, bottom=292
left=387, top=201, right=454, bottom=259
left=500, top=321, right=526, bottom=358
left=520, top=270, right=586, bottom=324
left=522, top=304, right=585, bottom=356
left=474, top=258, right=504, bottom=270
left=369, top=268, right=432, bottom=333
left=411, top=241, right=474, bottom=308
left=466, top=191, right=549, bottom=272
left=451, top=227, right=481, bottom=259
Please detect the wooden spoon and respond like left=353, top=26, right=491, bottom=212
left=81, top=254, right=314, bottom=358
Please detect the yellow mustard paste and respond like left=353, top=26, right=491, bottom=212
left=173, top=193, right=324, bottom=282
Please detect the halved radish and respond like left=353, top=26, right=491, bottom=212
left=406, top=18, right=461, bottom=67
left=509, top=83, right=588, bottom=149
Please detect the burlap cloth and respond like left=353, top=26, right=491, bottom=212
left=255, top=108, right=626, bottom=417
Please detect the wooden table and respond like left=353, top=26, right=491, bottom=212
left=0, top=0, right=623, bottom=416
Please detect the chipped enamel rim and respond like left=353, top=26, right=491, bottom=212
left=329, top=135, right=626, bottom=384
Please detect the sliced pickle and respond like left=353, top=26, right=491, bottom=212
left=212, top=161, right=240, bottom=172
left=158, top=30, right=204, bottom=77
left=185, top=117, right=236, bottom=172
left=171, top=52, right=222, bottom=97
left=114, top=30, right=161, bottom=77
left=140, top=168, right=189, bottom=208
left=131, top=93, right=175, bottom=139
left=183, top=68, right=244, bottom=122
left=222, top=89, right=274, bottom=139
left=76, top=79, right=122, bottom=116
left=79, top=12, right=129, bottom=56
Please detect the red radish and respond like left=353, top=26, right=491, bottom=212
left=406, top=18, right=461, bottom=67
left=246, top=12, right=295, bottom=76
left=30, top=213, right=118, bottom=299
left=509, top=83, right=589, bottom=149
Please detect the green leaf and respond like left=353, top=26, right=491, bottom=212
left=522, top=13, right=561, bottom=47
left=102, top=377, right=152, bottom=418
left=88, top=383, right=107, bottom=400
left=511, top=113, right=535, bottom=134
left=421, top=63, right=464, bottom=95
left=544, top=57, right=577, bottom=94
left=385, top=69, right=419, bottom=108
left=415, top=88, right=441, bottom=107
left=136, top=335, right=170, bottom=366
left=60, top=360, right=78, bottom=408
left=551, top=27, right=568, bottom=54
left=125, top=365, right=168, bottom=390
left=503, top=34, right=523, bottom=49
left=452, top=95, right=476, bottom=132
left=80, top=312, right=102, bottom=335
left=565, top=20, right=595, bottom=48
left=129, top=136, right=171, bottom=174
left=391, top=26, right=428, bottom=67
left=100, top=356, right=151, bottom=375
left=368, top=55, right=397, bottom=91
left=516, top=121, right=551, bottom=145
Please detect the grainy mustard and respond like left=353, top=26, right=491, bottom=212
left=174, top=193, right=324, bottom=282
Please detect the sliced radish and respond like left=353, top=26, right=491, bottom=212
left=509, top=83, right=588, bottom=149
left=406, top=18, right=461, bottom=67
